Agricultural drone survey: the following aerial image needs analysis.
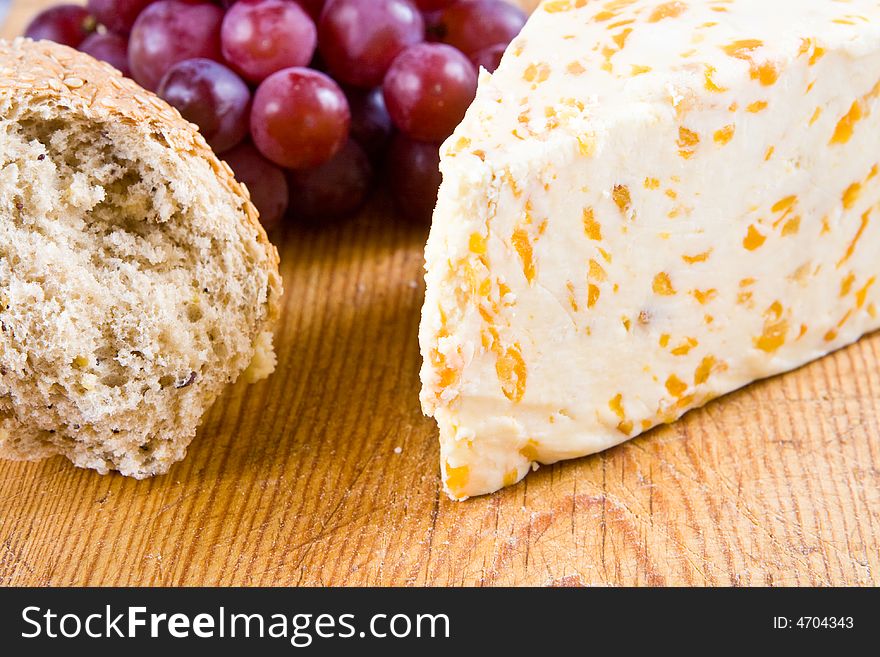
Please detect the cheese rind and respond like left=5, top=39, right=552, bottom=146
left=420, top=0, right=880, bottom=500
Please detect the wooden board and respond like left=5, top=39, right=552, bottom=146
left=2, top=1, right=879, bottom=587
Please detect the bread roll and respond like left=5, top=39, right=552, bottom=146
left=0, top=38, right=282, bottom=478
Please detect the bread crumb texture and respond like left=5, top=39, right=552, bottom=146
left=0, top=39, right=282, bottom=478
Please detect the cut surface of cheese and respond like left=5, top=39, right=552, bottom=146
left=419, top=0, right=880, bottom=500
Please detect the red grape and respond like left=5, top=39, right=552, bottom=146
left=222, top=142, right=289, bottom=231
left=423, top=10, right=444, bottom=42
left=250, top=67, right=350, bottom=170
left=157, top=59, right=251, bottom=154
left=438, top=0, right=526, bottom=55
left=295, top=0, right=326, bottom=20
left=221, top=0, right=317, bottom=84
left=24, top=5, right=96, bottom=49
left=386, top=134, right=441, bottom=222
left=383, top=43, right=476, bottom=142
left=287, top=140, right=373, bottom=221
left=128, top=1, right=224, bottom=91
left=347, top=87, right=394, bottom=161
left=318, top=0, right=424, bottom=88
left=79, top=32, right=132, bottom=77
left=413, top=0, right=456, bottom=9
left=87, top=0, right=155, bottom=35
left=470, top=42, right=507, bottom=73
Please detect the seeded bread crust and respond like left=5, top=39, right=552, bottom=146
left=0, top=38, right=282, bottom=477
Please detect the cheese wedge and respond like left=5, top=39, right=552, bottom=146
left=419, top=0, right=880, bottom=500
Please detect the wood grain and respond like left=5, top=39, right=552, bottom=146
left=2, top=0, right=879, bottom=587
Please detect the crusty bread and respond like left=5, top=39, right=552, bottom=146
left=0, top=38, right=282, bottom=478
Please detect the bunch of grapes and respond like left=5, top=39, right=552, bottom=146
left=24, top=0, right=526, bottom=230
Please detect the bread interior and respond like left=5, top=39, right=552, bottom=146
left=0, top=108, right=255, bottom=473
